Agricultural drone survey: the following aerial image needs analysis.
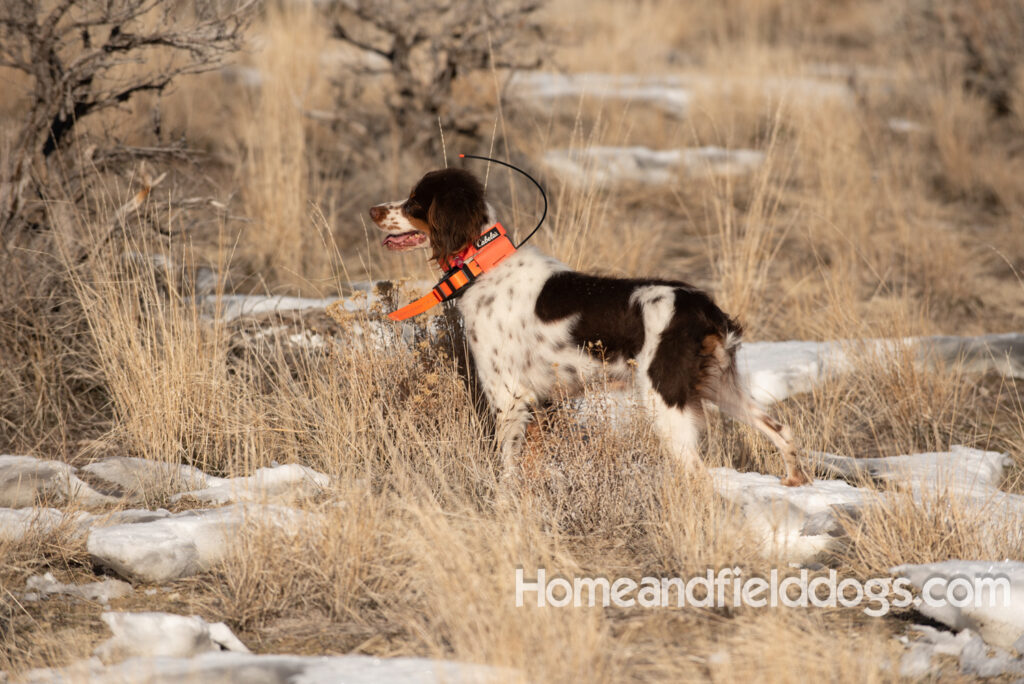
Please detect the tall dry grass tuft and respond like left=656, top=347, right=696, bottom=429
left=704, top=113, right=792, bottom=332
left=793, top=343, right=998, bottom=461
left=237, top=2, right=330, bottom=282
left=839, top=488, right=1024, bottom=579
left=205, top=488, right=388, bottom=633
left=59, top=218, right=247, bottom=476
left=386, top=492, right=616, bottom=682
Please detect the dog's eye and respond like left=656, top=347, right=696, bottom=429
left=402, top=199, right=426, bottom=219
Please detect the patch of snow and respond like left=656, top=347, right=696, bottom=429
left=713, top=446, right=1023, bottom=565
left=236, top=324, right=333, bottom=350
left=710, top=468, right=871, bottom=563
left=197, top=283, right=395, bottom=322
left=737, top=340, right=853, bottom=406
left=94, top=612, right=249, bottom=664
left=171, top=463, right=330, bottom=505
left=0, top=454, right=119, bottom=508
left=25, top=652, right=507, bottom=684
left=508, top=71, right=853, bottom=118
left=544, top=146, right=765, bottom=187
left=509, top=72, right=693, bottom=116
left=890, top=560, right=1024, bottom=651
left=912, top=624, right=976, bottom=657
left=813, top=446, right=1011, bottom=497
left=899, top=641, right=939, bottom=677
left=922, top=332, right=1024, bottom=379
left=736, top=333, right=1024, bottom=405
left=82, top=457, right=226, bottom=497
left=24, top=572, right=131, bottom=605
left=218, top=65, right=263, bottom=89
left=87, top=504, right=309, bottom=582
left=899, top=625, right=976, bottom=677
left=959, top=631, right=1024, bottom=677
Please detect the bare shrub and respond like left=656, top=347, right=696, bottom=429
left=0, top=0, right=253, bottom=231
left=326, top=0, right=546, bottom=152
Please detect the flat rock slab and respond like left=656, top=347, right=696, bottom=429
left=171, top=463, right=329, bottom=505
left=507, top=71, right=853, bottom=117
left=891, top=561, right=1024, bottom=651
left=1, top=507, right=172, bottom=545
left=24, top=573, right=132, bottom=605
left=0, top=455, right=118, bottom=508
left=543, top=146, right=765, bottom=187
left=87, top=504, right=308, bottom=583
left=94, top=612, right=249, bottom=663
left=813, top=446, right=1012, bottom=497
left=82, top=457, right=225, bottom=498
left=25, top=653, right=506, bottom=684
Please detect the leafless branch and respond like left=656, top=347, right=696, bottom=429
left=0, top=0, right=255, bottom=232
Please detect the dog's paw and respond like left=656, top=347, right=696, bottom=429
left=780, top=472, right=812, bottom=487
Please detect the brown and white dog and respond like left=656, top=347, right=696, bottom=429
left=370, top=168, right=811, bottom=486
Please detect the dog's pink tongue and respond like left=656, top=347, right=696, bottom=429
left=383, top=231, right=426, bottom=250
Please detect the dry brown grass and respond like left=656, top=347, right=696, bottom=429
left=2, top=0, right=1024, bottom=680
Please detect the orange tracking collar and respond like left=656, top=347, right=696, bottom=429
left=388, top=223, right=517, bottom=321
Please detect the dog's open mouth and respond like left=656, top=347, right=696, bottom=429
left=382, top=230, right=427, bottom=251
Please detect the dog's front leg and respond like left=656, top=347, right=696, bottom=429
left=491, top=391, right=532, bottom=479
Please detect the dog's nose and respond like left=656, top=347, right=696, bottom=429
left=369, top=205, right=387, bottom=223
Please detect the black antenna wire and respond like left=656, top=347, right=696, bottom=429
left=459, top=153, right=547, bottom=249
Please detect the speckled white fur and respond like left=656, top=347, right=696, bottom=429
left=457, top=240, right=690, bottom=470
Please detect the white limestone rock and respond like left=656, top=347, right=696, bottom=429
left=170, top=463, right=329, bottom=505
left=82, top=457, right=225, bottom=497
left=94, top=612, right=249, bottom=664
left=0, top=455, right=118, bottom=508
left=24, top=572, right=132, bottom=605
left=87, top=504, right=308, bottom=582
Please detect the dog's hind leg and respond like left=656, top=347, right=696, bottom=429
left=713, top=387, right=811, bottom=486
left=698, top=333, right=811, bottom=486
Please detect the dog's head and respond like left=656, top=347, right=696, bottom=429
left=370, top=168, right=489, bottom=262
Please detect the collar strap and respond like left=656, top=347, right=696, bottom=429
left=388, top=223, right=516, bottom=321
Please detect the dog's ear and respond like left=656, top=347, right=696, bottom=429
left=427, top=180, right=488, bottom=261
